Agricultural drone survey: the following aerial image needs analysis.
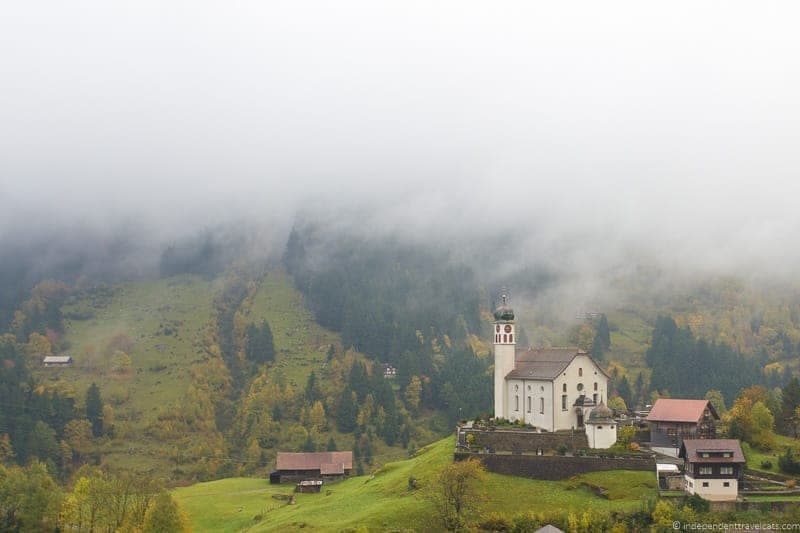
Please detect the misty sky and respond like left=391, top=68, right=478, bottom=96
left=2, top=1, right=800, bottom=277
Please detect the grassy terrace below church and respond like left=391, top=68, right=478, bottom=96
left=173, top=436, right=657, bottom=532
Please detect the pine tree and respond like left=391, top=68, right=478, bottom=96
left=616, top=376, right=633, bottom=409
left=336, top=390, right=358, bottom=433
left=780, top=378, right=800, bottom=436
left=305, top=371, right=322, bottom=404
left=245, top=320, right=275, bottom=364
left=326, top=437, right=337, bottom=451
left=85, top=383, right=103, bottom=437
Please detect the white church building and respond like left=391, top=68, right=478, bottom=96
left=493, top=297, right=617, bottom=448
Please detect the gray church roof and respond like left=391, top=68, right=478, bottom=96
left=505, top=347, right=608, bottom=380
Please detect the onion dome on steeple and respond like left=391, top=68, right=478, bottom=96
left=588, top=401, right=614, bottom=422
left=493, top=292, right=515, bottom=322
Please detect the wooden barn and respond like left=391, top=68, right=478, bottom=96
left=270, top=451, right=353, bottom=484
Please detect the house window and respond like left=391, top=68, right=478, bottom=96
left=515, top=395, right=519, bottom=411
left=701, top=453, right=709, bottom=458
left=579, top=368, right=583, bottom=377
left=562, top=395, right=567, bottom=410
left=562, top=383, right=567, bottom=393
left=527, top=397, right=531, bottom=413
left=702, top=482, right=709, bottom=488
left=723, top=482, right=730, bottom=487
left=720, top=466, right=733, bottom=475
left=540, top=397, right=544, bottom=414
left=699, top=467, right=712, bottom=475
left=594, top=382, right=598, bottom=391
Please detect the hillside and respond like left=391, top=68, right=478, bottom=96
left=35, top=275, right=219, bottom=473
left=173, top=436, right=657, bottom=532
left=32, top=271, right=371, bottom=476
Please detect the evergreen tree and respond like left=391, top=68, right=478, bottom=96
left=245, top=320, right=275, bottom=364
left=616, top=375, right=633, bottom=409
left=301, top=434, right=316, bottom=452
left=326, top=437, right=337, bottom=451
left=348, top=361, right=370, bottom=402
left=596, top=314, right=611, bottom=350
left=336, top=390, right=358, bottom=433
left=780, top=377, right=800, bottom=436
left=305, top=370, right=322, bottom=404
left=634, top=373, right=646, bottom=408
left=85, top=383, right=103, bottom=437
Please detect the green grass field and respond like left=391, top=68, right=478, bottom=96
left=246, top=269, right=340, bottom=388
left=36, top=275, right=218, bottom=472
left=173, top=436, right=658, bottom=532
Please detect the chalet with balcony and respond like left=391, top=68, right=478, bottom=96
left=679, top=439, right=745, bottom=501
left=646, top=399, right=718, bottom=448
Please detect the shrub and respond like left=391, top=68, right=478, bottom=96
left=684, top=493, right=710, bottom=513
left=761, top=459, right=773, bottom=470
left=778, top=448, right=800, bottom=475
left=478, top=512, right=511, bottom=531
left=556, top=444, right=568, bottom=456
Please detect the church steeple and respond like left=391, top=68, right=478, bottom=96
left=493, top=290, right=516, bottom=419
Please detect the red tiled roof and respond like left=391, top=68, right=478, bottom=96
left=646, top=399, right=718, bottom=423
left=679, top=439, right=745, bottom=463
left=276, top=451, right=353, bottom=471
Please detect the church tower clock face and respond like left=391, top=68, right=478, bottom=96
left=496, top=325, right=500, bottom=333
left=504, top=325, right=512, bottom=333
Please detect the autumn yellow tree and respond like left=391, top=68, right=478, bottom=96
left=429, top=459, right=486, bottom=531
left=405, top=375, right=422, bottom=414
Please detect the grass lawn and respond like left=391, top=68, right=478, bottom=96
left=247, top=269, right=340, bottom=388
left=174, top=436, right=658, bottom=532
left=746, top=434, right=800, bottom=477
left=744, top=495, right=800, bottom=502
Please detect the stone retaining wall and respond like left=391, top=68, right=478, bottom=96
left=455, top=452, right=655, bottom=481
left=461, top=428, right=588, bottom=453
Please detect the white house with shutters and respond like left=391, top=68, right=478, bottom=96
left=492, top=296, right=615, bottom=446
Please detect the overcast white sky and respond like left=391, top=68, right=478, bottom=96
left=2, top=1, right=800, bottom=276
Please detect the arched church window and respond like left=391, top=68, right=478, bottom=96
left=562, top=383, right=567, bottom=393
left=594, top=382, right=598, bottom=391
left=503, top=334, right=507, bottom=342
left=527, top=397, right=531, bottom=413
left=509, top=334, right=513, bottom=343
left=539, top=397, right=544, bottom=414
left=579, top=368, right=583, bottom=377
left=515, top=395, right=519, bottom=411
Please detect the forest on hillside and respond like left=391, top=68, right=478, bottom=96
left=2, top=223, right=800, bottom=526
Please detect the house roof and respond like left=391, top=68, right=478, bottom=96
left=43, top=356, right=72, bottom=363
left=506, top=348, right=608, bottom=380
left=320, top=462, right=345, bottom=475
left=646, top=399, right=719, bottom=423
left=534, top=526, right=565, bottom=533
left=679, top=439, right=745, bottom=463
left=276, top=451, right=353, bottom=471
